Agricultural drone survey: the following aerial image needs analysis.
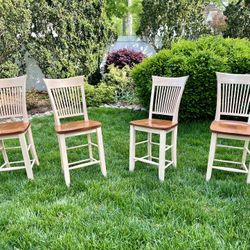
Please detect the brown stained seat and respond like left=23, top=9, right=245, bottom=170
left=55, top=120, right=101, bottom=134
left=0, top=122, right=30, bottom=136
left=210, top=120, right=250, bottom=137
left=130, top=119, right=178, bottom=130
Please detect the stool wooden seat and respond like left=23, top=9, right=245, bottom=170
left=56, top=120, right=101, bottom=134
left=206, top=72, right=250, bottom=184
left=0, top=122, right=30, bottom=136
left=0, top=76, right=39, bottom=179
left=129, top=75, right=188, bottom=181
left=44, top=76, right=107, bottom=187
left=210, top=120, right=250, bottom=137
left=130, top=119, right=177, bottom=131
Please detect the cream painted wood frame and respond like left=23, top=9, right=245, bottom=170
left=206, top=72, right=250, bottom=183
left=0, top=75, right=39, bottom=179
left=129, top=75, right=188, bottom=181
left=43, top=76, right=106, bottom=186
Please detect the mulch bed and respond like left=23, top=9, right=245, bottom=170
left=27, top=91, right=51, bottom=115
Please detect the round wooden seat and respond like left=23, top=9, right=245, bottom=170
left=210, top=120, right=250, bottom=137
left=130, top=119, right=178, bottom=130
left=55, top=120, right=101, bottom=134
left=0, top=122, right=30, bottom=136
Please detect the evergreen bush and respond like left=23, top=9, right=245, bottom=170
left=132, top=36, right=250, bottom=120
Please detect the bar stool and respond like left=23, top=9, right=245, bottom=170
left=0, top=75, right=39, bottom=179
left=44, top=76, right=107, bottom=186
left=206, top=72, right=250, bottom=183
left=129, top=75, right=188, bottom=181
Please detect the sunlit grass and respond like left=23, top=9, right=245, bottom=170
left=0, top=108, right=249, bottom=249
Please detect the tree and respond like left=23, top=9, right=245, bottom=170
left=139, top=0, right=211, bottom=49
left=26, top=0, right=114, bottom=79
left=105, top=0, right=142, bottom=35
left=210, top=12, right=227, bottom=34
left=0, top=0, right=31, bottom=77
left=223, top=0, right=250, bottom=38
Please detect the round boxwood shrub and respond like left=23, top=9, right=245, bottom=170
left=104, top=49, right=145, bottom=72
left=85, top=82, right=116, bottom=107
left=131, top=36, right=250, bottom=120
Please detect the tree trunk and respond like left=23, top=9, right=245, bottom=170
left=127, top=0, right=133, bottom=35
left=122, top=16, right=127, bottom=35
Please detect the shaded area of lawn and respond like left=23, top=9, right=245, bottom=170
left=0, top=108, right=249, bottom=249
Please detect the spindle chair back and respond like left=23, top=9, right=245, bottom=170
left=0, top=75, right=28, bottom=121
left=149, top=76, right=187, bottom=122
left=44, top=76, right=88, bottom=126
left=215, top=73, right=250, bottom=122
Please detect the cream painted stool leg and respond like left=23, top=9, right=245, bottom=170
left=243, top=141, right=250, bottom=184
left=96, top=127, right=107, bottom=177
left=206, top=133, right=217, bottom=181
left=19, top=133, right=33, bottom=180
left=242, top=140, right=249, bottom=168
left=0, top=140, right=10, bottom=168
left=58, top=134, right=70, bottom=186
left=247, top=164, right=250, bottom=184
left=27, top=127, right=39, bottom=165
left=129, top=125, right=136, bottom=172
left=87, top=134, right=93, bottom=161
left=159, top=131, right=166, bottom=181
left=57, top=135, right=65, bottom=174
left=148, top=133, right=152, bottom=161
left=171, top=127, right=178, bottom=167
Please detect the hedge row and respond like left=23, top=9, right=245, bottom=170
left=132, top=36, right=250, bottom=120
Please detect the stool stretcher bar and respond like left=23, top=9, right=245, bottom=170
left=134, top=154, right=174, bottom=170
left=0, top=159, right=35, bottom=172
left=212, top=166, right=248, bottom=174
left=216, top=144, right=244, bottom=150
left=69, top=160, right=100, bottom=170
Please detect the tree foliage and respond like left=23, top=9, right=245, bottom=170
left=26, top=0, right=114, bottom=79
left=223, top=0, right=250, bottom=39
left=139, top=0, right=211, bottom=49
left=0, top=0, right=114, bottom=79
left=105, top=0, right=142, bottom=35
left=105, top=0, right=128, bottom=18
left=0, top=0, right=31, bottom=77
left=210, top=12, right=227, bottom=35
left=106, top=0, right=142, bottom=19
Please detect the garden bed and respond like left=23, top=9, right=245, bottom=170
left=26, top=91, right=51, bottom=115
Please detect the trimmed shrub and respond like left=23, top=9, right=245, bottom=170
left=0, top=61, right=20, bottom=78
left=104, top=49, right=145, bottom=72
left=85, top=82, right=115, bottom=107
left=102, top=64, right=137, bottom=103
left=132, top=36, right=250, bottom=120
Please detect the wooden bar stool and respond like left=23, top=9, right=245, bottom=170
left=43, top=76, right=107, bottom=187
left=129, top=75, right=188, bottom=181
left=206, top=72, right=250, bottom=183
left=0, top=75, right=39, bottom=179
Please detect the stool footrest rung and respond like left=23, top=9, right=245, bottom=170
left=69, top=160, right=100, bottom=170
left=134, top=156, right=174, bottom=169
left=212, top=166, right=248, bottom=174
left=0, top=159, right=35, bottom=171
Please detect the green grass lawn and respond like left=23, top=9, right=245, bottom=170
left=0, top=108, right=250, bottom=249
